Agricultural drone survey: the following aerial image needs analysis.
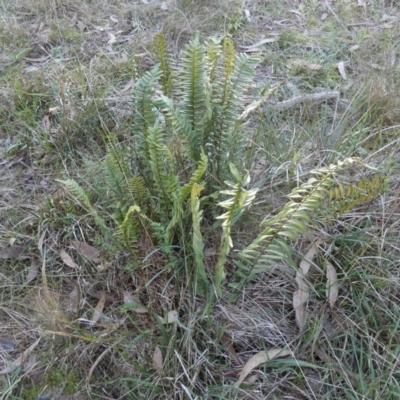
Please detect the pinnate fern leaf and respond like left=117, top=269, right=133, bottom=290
left=154, top=34, right=173, bottom=98
left=191, top=183, right=209, bottom=293
left=133, top=65, right=163, bottom=157
left=179, top=151, right=208, bottom=202
left=57, top=179, right=108, bottom=232
left=229, top=158, right=385, bottom=301
left=146, top=122, right=179, bottom=217
left=214, top=164, right=258, bottom=296
left=180, top=35, right=207, bottom=160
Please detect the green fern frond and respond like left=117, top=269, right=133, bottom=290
left=164, top=153, right=208, bottom=247
left=146, top=122, right=179, bottom=217
left=154, top=34, right=173, bottom=98
left=179, top=151, right=208, bottom=202
left=164, top=192, right=184, bottom=246
left=156, top=95, right=198, bottom=162
left=57, top=179, right=108, bottom=232
left=327, top=174, right=387, bottom=216
left=103, top=135, right=152, bottom=224
left=104, top=135, right=133, bottom=205
left=214, top=164, right=258, bottom=296
left=191, top=183, right=209, bottom=293
left=130, top=175, right=151, bottom=208
left=229, top=158, right=381, bottom=301
left=221, top=38, right=236, bottom=85
left=219, top=53, right=259, bottom=133
left=180, top=35, right=207, bottom=160
left=115, top=205, right=140, bottom=251
left=132, top=65, right=163, bottom=157
left=212, top=49, right=259, bottom=178
left=203, top=37, right=222, bottom=119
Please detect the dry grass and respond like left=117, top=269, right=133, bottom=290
left=1, top=0, right=400, bottom=399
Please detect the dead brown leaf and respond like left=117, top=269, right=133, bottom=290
left=338, top=61, right=347, bottom=80
left=159, top=310, right=178, bottom=324
left=293, top=281, right=309, bottom=331
left=70, top=240, right=101, bottom=263
left=24, top=263, right=39, bottom=285
left=107, top=32, right=117, bottom=45
left=38, top=231, right=46, bottom=253
left=293, top=240, right=320, bottom=331
left=239, top=38, right=276, bottom=51
left=0, top=337, right=41, bottom=375
left=0, top=245, right=29, bottom=260
left=153, top=346, right=163, bottom=374
left=91, top=292, right=106, bottom=326
left=42, top=115, right=51, bottom=133
left=326, top=261, right=339, bottom=308
left=60, top=249, right=80, bottom=270
left=235, top=348, right=291, bottom=387
left=67, top=287, right=79, bottom=313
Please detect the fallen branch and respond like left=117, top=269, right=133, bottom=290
left=272, top=90, right=341, bottom=110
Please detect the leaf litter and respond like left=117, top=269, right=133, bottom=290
left=153, top=346, right=163, bottom=374
left=293, top=240, right=321, bottom=331
left=70, top=240, right=102, bottom=263
left=0, top=337, right=41, bottom=375
left=326, top=261, right=339, bottom=308
left=60, top=249, right=80, bottom=270
left=91, top=292, right=106, bottom=326
left=235, top=348, right=292, bottom=387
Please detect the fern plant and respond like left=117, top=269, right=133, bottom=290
left=59, top=35, right=387, bottom=302
left=228, top=158, right=387, bottom=301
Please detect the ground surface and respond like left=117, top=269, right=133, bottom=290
left=1, top=0, right=400, bottom=399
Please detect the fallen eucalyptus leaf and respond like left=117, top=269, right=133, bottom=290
left=70, top=240, right=101, bottom=263
left=326, top=261, right=339, bottom=308
left=38, top=231, right=46, bottom=253
left=0, top=337, right=41, bottom=375
left=159, top=310, right=178, bottom=324
left=153, top=346, right=163, bottom=374
left=293, top=240, right=320, bottom=330
left=24, top=263, right=39, bottom=285
left=338, top=61, right=347, bottom=80
left=67, top=287, right=79, bottom=313
left=91, top=293, right=106, bottom=326
left=60, top=249, right=80, bottom=270
left=235, top=348, right=291, bottom=387
left=239, top=38, right=276, bottom=51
